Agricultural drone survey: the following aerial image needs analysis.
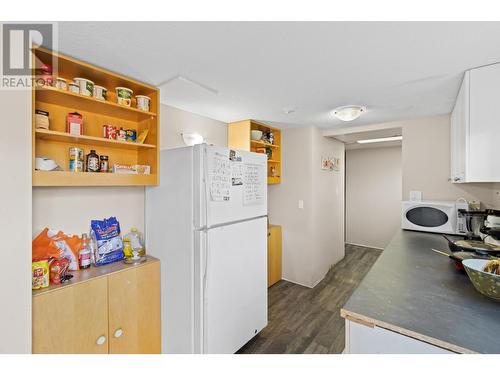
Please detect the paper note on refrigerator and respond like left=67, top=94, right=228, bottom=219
left=231, top=161, right=243, bottom=186
left=243, top=163, right=265, bottom=205
left=210, top=152, right=232, bottom=201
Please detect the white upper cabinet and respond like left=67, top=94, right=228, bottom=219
left=450, top=72, right=468, bottom=183
left=451, top=63, right=500, bottom=183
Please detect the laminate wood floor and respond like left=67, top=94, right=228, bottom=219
left=237, top=244, right=381, bottom=354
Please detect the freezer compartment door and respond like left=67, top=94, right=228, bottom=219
left=200, top=216, right=268, bottom=353
left=194, top=145, right=268, bottom=229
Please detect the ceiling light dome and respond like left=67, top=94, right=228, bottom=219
left=333, top=105, right=366, bottom=121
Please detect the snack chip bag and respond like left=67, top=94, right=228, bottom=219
left=90, top=217, right=124, bottom=266
left=32, top=259, right=49, bottom=290
left=49, top=257, right=70, bottom=285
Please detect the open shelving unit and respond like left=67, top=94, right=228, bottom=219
left=32, top=47, right=160, bottom=186
left=227, top=119, right=282, bottom=185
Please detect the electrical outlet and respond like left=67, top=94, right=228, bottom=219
left=298, top=200, right=304, bottom=209
left=410, top=191, right=422, bottom=201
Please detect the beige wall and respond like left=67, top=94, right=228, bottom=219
left=401, top=115, right=500, bottom=208
left=0, top=89, right=32, bottom=353
left=310, top=126, right=345, bottom=284
left=346, top=146, right=402, bottom=249
left=268, top=127, right=313, bottom=285
left=160, top=104, right=228, bottom=149
left=329, top=115, right=500, bottom=212
left=32, top=187, right=145, bottom=236
left=268, top=126, right=345, bottom=287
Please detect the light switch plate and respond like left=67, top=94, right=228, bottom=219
left=298, top=200, right=304, bottom=209
left=410, top=191, right=423, bottom=201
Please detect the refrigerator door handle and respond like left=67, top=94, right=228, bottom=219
left=202, top=230, right=209, bottom=353
left=203, top=232, right=209, bottom=290
left=203, top=145, right=210, bottom=229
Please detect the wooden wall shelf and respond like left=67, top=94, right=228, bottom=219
left=228, top=119, right=282, bottom=185
left=35, top=129, right=156, bottom=150
left=250, top=140, right=279, bottom=149
left=36, top=86, right=157, bottom=121
left=32, top=48, right=160, bottom=187
left=33, top=170, right=157, bottom=187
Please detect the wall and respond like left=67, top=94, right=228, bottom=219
left=268, top=127, right=313, bottom=285
left=401, top=115, right=500, bottom=208
left=160, top=104, right=228, bottom=149
left=0, top=89, right=32, bottom=353
left=327, top=115, right=500, bottom=211
left=32, top=104, right=228, bottom=236
left=268, top=126, right=345, bottom=287
left=32, top=187, right=145, bottom=236
left=310, top=126, right=345, bottom=284
left=346, top=146, right=402, bottom=249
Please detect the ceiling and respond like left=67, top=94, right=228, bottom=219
left=56, top=22, right=500, bottom=129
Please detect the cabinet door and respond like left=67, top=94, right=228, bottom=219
left=469, top=63, right=500, bottom=182
left=268, top=225, right=282, bottom=287
left=32, top=277, right=109, bottom=354
left=108, top=261, right=161, bottom=354
left=345, top=319, right=454, bottom=354
left=450, top=72, right=468, bottom=183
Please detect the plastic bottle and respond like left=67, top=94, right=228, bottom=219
left=79, top=233, right=91, bottom=269
left=123, top=227, right=146, bottom=264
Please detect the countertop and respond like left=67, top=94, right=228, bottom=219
left=341, top=230, right=500, bottom=354
left=33, top=255, right=159, bottom=297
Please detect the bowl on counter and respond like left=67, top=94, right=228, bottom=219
left=462, top=259, right=500, bottom=301
left=251, top=130, right=263, bottom=141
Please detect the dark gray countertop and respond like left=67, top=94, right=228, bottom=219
left=342, top=230, right=500, bottom=354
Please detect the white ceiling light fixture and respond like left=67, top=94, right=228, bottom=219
left=182, top=133, right=204, bottom=146
left=357, top=136, right=402, bottom=144
left=332, top=105, right=366, bottom=121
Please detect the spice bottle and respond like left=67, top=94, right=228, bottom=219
left=79, top=234, right=91, bottom=269
left=86, top=149, right=100, bottom=172
left=100, top=155, right=109, bottom=173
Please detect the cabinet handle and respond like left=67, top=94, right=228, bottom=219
left=454, top=177, right=461, bottom=182
left=96, top=335, right=106, bottom=345
left=114, top=328, right=123, bottom=338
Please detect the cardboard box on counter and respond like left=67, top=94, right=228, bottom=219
left=112, top=164, right=151, bottom=175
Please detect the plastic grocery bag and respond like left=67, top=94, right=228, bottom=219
left=32, top=228, right=81, bottom=271
left=89, top=217, right=124, bottom=266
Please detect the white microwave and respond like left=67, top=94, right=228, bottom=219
left=401, top=200, right=468, bottom=235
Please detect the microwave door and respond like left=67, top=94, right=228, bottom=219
left=402, top=202, right=458, bottom=234
left=406, top=206, right=450, bottom=228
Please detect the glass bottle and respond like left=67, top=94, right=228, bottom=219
left=79, top=233, right=91, bottom=269
left=86, top=149, right=100, bottom=172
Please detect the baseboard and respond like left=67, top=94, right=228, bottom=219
left=345, top=242, right=384, bottom=251
left=282, top=268, right=328, bottom=289
left=281, top=277, right=315, bottom=289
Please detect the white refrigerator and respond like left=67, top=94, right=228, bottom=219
left=145, top=144, right=268, bottom=354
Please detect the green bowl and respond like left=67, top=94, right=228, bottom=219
left=462, top=259, right=500, bottom=301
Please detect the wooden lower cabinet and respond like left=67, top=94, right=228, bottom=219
left=108, top=261, right=161, bottom=354
left=33, top=277, right=109, bottom=354
left=32, top=257, right=161, bottom=354
left=268, top=225, right=282, bottom=287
